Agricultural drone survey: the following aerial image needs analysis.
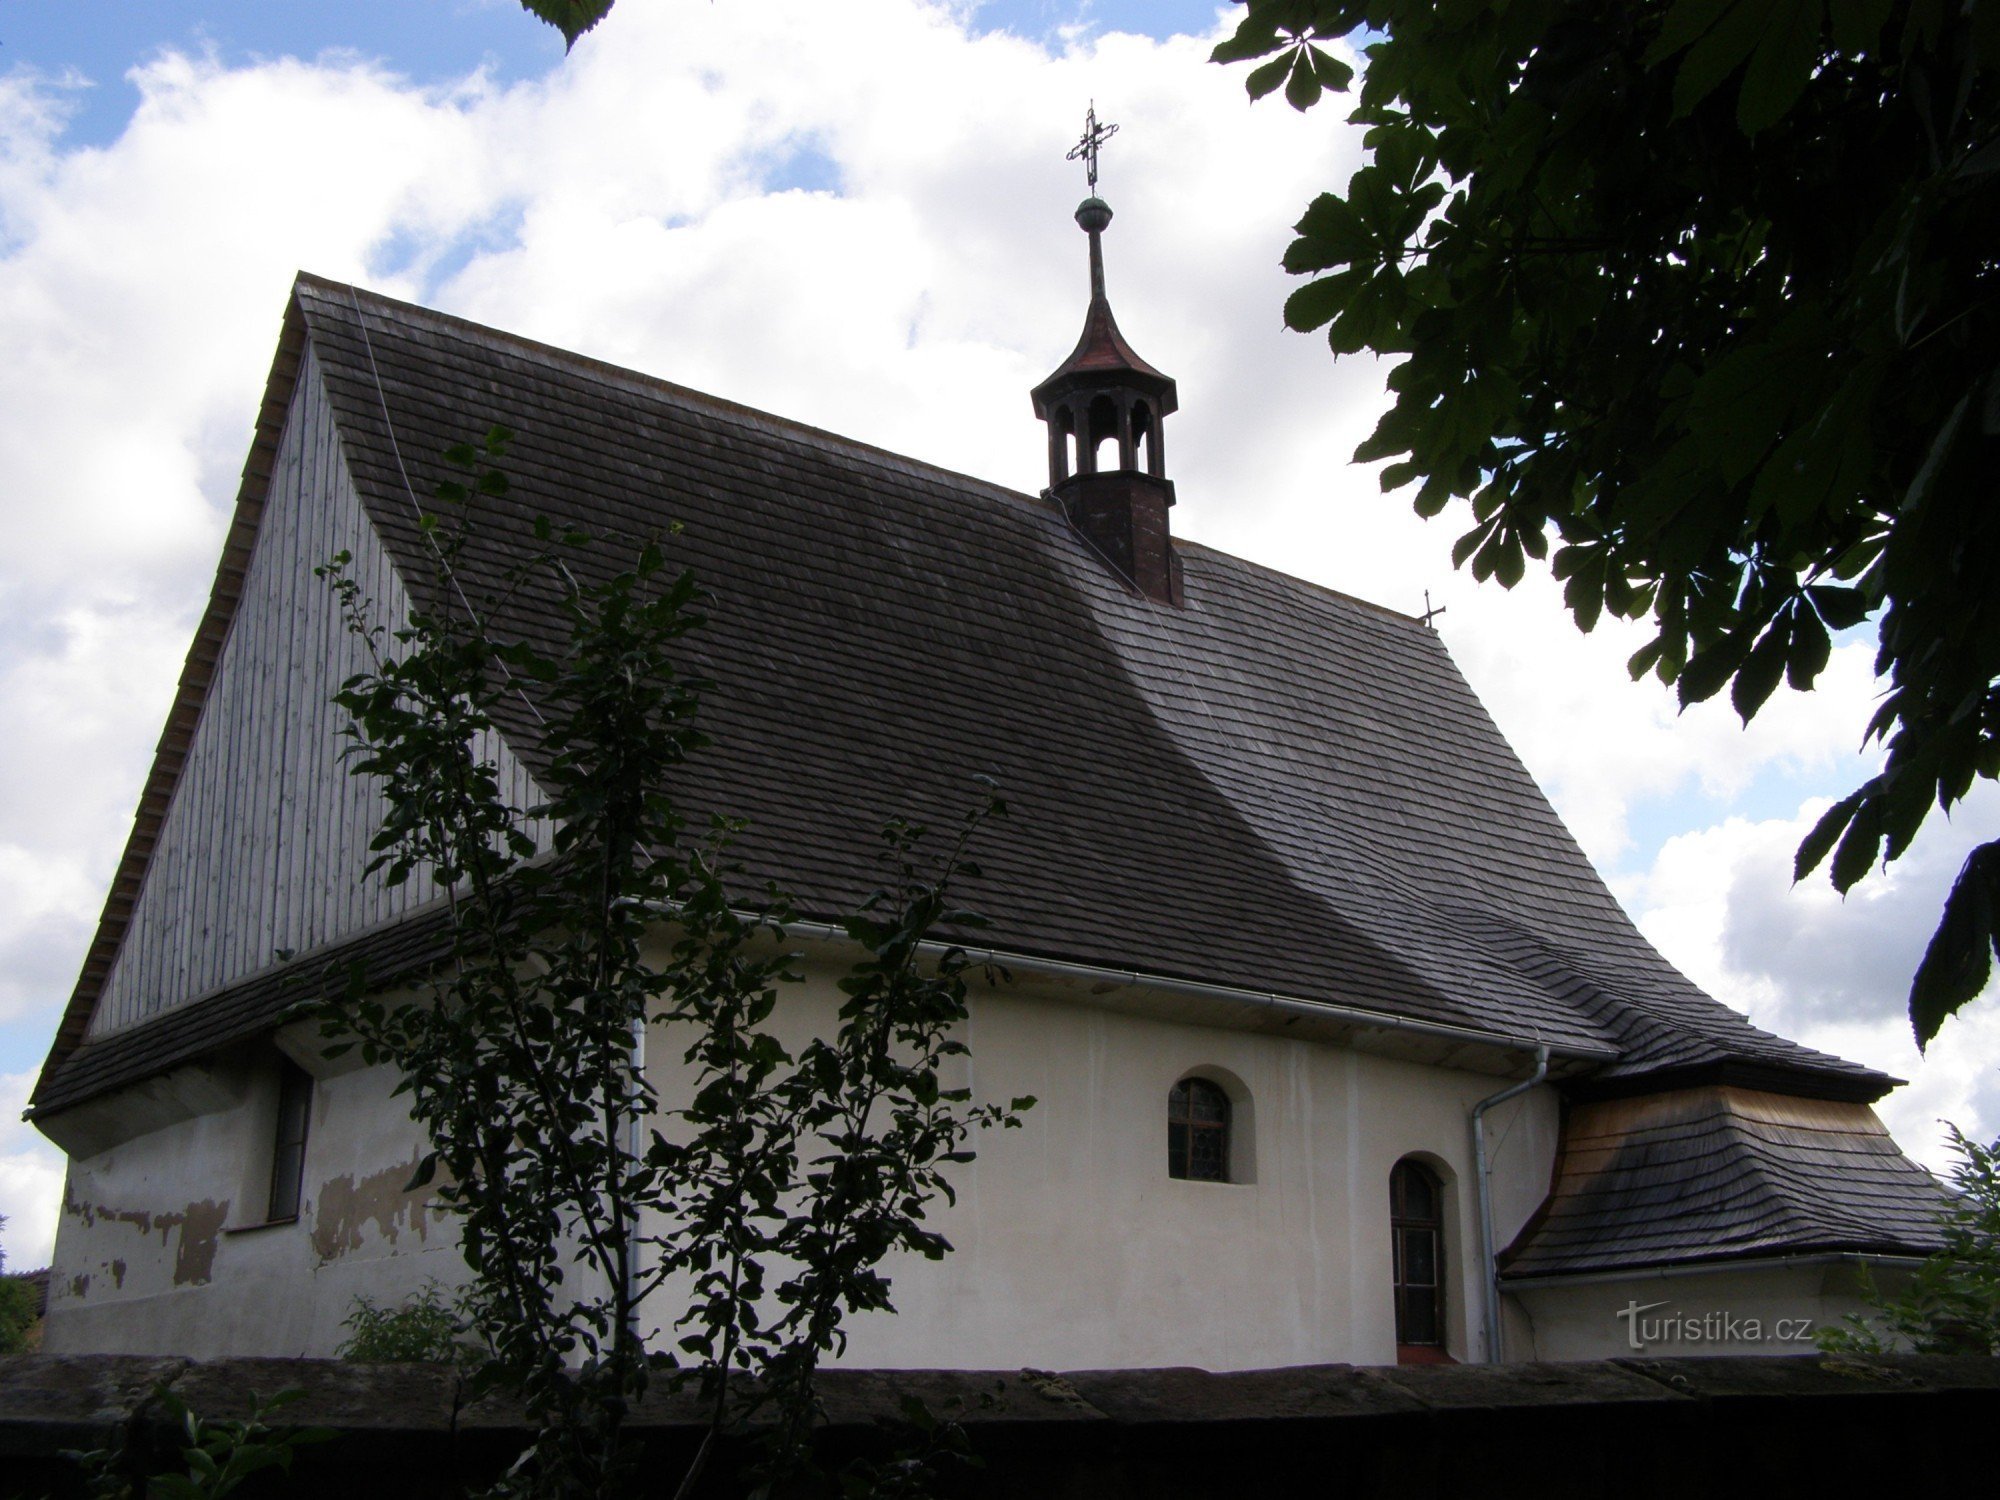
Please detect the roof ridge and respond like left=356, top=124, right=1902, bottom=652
left=293, top=271, right=1057, bottom=521
left=295, top=275, right=1433, bottom=633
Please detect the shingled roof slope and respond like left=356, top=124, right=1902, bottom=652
left=33, top=904, right=460, bottom=1117
left=36, top=274, right=1895, bottom=1112
left=1500, top=1087, right=1948, bottom=1278
left=309, top=278, right=1888, bottom=1089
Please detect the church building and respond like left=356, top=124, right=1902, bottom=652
left=29, top=163, right=1949, bottom=1367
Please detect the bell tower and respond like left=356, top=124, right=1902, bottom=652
left=1033, top=106, right=1182, bottom=607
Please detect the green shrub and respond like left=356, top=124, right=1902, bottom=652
left=336, top=1282, right=484, bottom=1367
left=1820, top=1127, right=2000, bottom=1355
left=0, top=1277, right=36, bottom=1354
left=64, top=1386, right=331, bottom=1500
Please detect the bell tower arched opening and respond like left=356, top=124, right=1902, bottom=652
left=1029, top=188, right=1182, bottom=606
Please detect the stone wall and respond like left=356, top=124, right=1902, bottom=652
left=4, top=1353, right=1996, bottom=1498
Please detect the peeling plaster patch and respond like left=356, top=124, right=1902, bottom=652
left=60, top=1192, right=231, bottom=1286
left=61, top=1187, right=168, bottom=1240
left=311, top=1157, right=437, bottom=1264
left=70, top=1273, right=90, bottom=1300
left=62, top=1183, right=97, bottom=1228
left=172, top=1201, right=229, bottom=1286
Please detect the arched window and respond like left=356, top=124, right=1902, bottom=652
left=1391, top=1159, right=1444, bottom=1351
left=1086, top=393, right=1121, bottom=471
left=1168, top=1078, right=1230, bottom=1181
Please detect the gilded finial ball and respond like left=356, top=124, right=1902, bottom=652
left=1075, top=197, right=1113, bottom=233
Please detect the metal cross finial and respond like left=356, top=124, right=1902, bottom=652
left=1066, top=101, right=1118, bottom=193
left=1421, top=590, right=1448, bottom=628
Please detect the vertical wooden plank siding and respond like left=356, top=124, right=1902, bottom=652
left=88, top=349, right=551, bottom=1036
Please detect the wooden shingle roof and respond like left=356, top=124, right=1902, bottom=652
left=34, top=275, right=1899, bottom=1116
left=1500, top=1087, right=1948, bottom=1278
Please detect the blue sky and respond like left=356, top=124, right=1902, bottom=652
left=0, top=0, right=1991, bottom=1269
left=3, top=2, right=546, bottom=146
left=2, top=1, right=1232, bottom=148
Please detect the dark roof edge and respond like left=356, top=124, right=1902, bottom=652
left=27, top=896, right=465, bottom=1123
left=1500, top=1248, right=1935, bottom=1289
left=31, top=287, right=317, bottom=1106
left=33, top=891, right=1619, bottom=1123
left=1561, top=1058, right=1900, bottom=1107
left=784, top=918, right=1621, bottom=1067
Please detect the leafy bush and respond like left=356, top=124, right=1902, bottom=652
left=1819, top=1127, right=2000, bottom=1355
left=316, top=430, right=1029, bottom=1496
left=0, top=1276, right=36, bottom=1355
left=336, top=1282, right=485, bottom=1368
left=64, top=1387, right=331, bottom=1500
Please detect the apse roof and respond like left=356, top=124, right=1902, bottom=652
left=1500, top=1086, right=1948, bottom=1279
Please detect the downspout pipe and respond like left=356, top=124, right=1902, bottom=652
left=1472, top=1043, right=1549, bottom=1364
left=626, top=1013, right=645, bottom=1346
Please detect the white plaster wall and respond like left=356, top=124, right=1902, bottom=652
left=45, top=958, right=1559, bottom=1367
left=1511, top=1262, right=1907, bottom=1361
left=642, top=954, right=1559, bottom=1370
left=44, top=1045, right=464, bottom=1358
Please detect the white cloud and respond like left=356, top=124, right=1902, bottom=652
left=0, top=1070, right=63, bottom=1271
left=1459, top=585, right=1885, bottom=869
left=0, top=2, right=1358, bottom=1075
left=0, top=0, right=1990, bottom=1219
left=1627, top=785, right=2000, bottom=1171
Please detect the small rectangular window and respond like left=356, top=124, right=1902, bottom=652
left=266, top=1060, right=313, bottom=1223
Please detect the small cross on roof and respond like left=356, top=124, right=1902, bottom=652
left=1066, top=102, right=1118, bottom=193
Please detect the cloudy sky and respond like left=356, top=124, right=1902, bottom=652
left=0, top=0, right=1993, bottom=1271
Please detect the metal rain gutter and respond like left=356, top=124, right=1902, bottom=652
left=781, top=919, right=1619, bottom=1068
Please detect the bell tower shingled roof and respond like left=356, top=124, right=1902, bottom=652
left=1032, top=111, right=1182, bottom=606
